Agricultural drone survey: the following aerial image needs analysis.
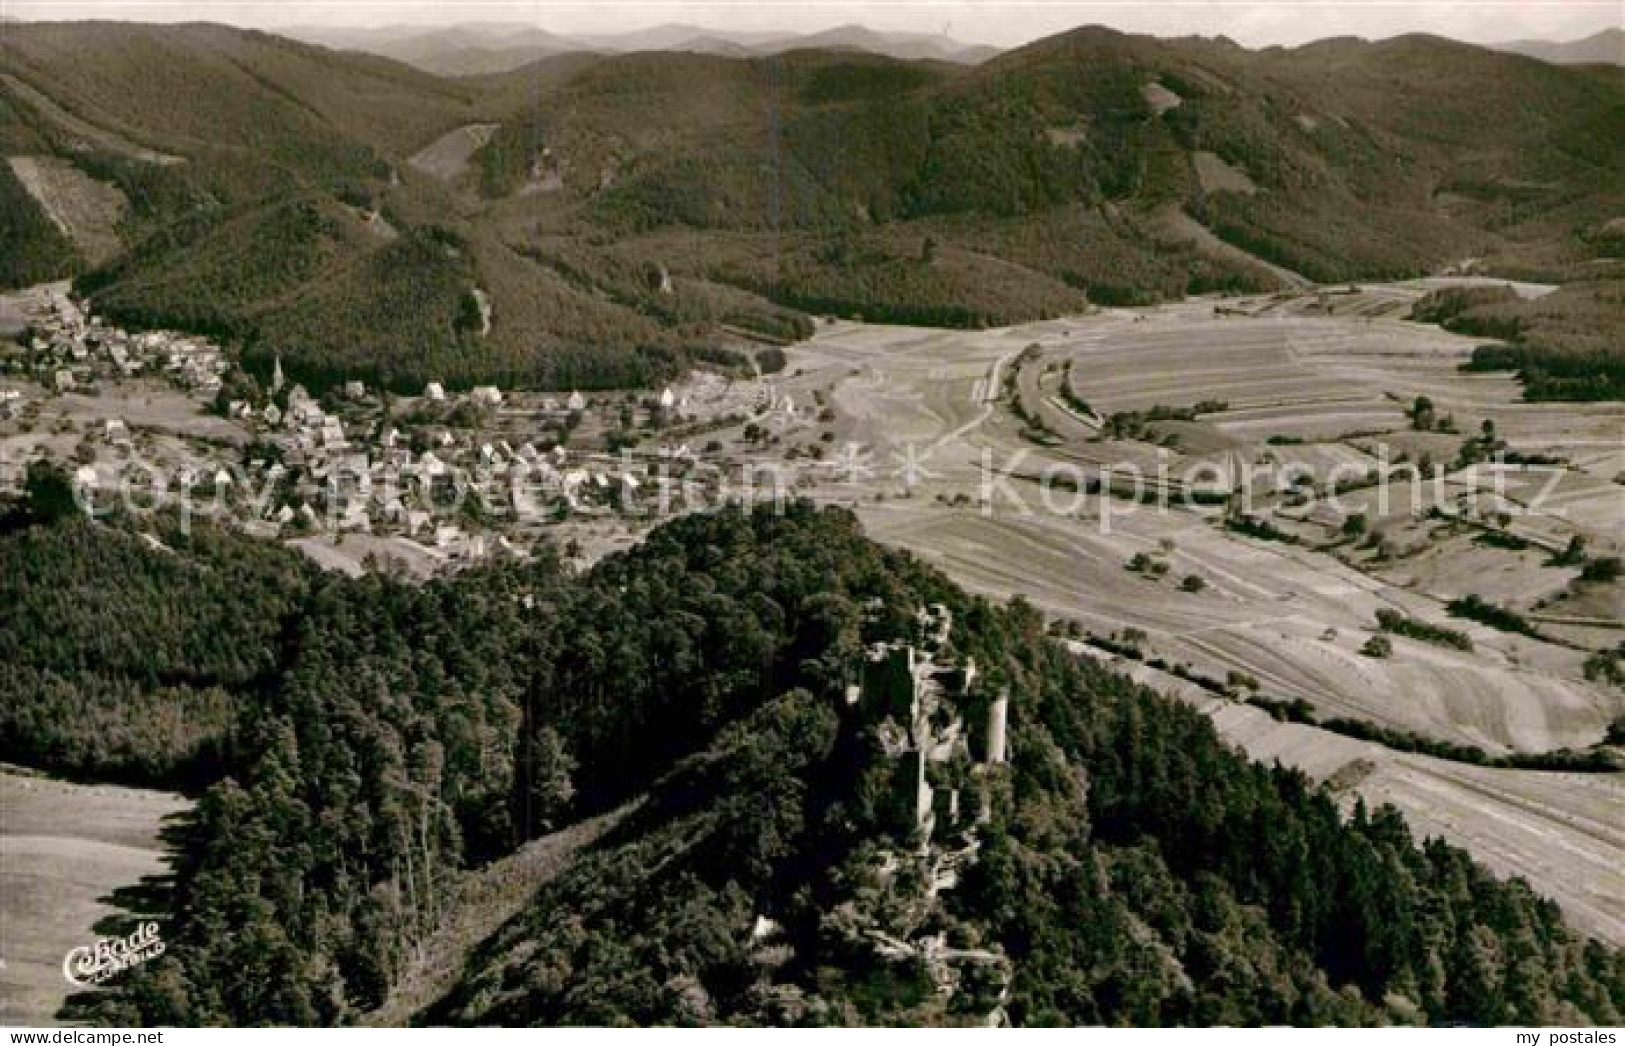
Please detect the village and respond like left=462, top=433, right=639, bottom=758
left=0, top=283, right=833, bottom=574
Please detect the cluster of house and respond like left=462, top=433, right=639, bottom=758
left=59, top=426, right=656, bottom=565
left=492, top=384, right=704, bottom=427
left=420, top=380, right=508, bottom=408
left=194, top=371, right=726, bottom=560
left=275, top=440, right=731, bottom=557
left=5, top=292, right=787, bottom=564
left=21, top=291, right=227, bottom=395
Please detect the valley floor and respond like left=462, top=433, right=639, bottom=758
left=753, top=285, right=1623, bottom=944
left=1, top=279, right=1618, bottom=967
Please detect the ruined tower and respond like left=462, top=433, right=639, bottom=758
left=985, top=690, right=1009, bottom=765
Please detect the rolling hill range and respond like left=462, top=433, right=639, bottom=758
left=2, top=21, right=1622, bottom=393
left=285, top=22, right=1000, bottom=76
left=285, top=23, right=588, bottom=77
left=1493, top=29, right=1625, bottom=67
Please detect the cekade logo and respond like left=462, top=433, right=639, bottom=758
left=62, top=922, right=165, bottom=987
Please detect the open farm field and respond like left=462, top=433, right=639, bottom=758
left=0, top=769, right=189, bottom=1026
left=861, top=505, right=1621, bottom=755
left=769, top=292, right=1623, bottom=944
left=407, top=122, right=499, bottom=182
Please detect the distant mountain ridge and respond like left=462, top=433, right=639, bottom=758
left=1491, top=28, right=1624, bottom=66
left=282, top=23, right=591, bottom=76
left=283, top=21, right=1000, bottom=76
left=2, top=21, right=1622, bottom=393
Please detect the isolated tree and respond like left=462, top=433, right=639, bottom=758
left=1580, top=557, right=1621, bottom=583
left=524, top=726, right=576, bottom=834
left=1361, top=635, right=1393, bottom=658
left=1554, top=534, right=1587, bottom=566
left=1409, top=395, right=1436, bottom=431
left=1225, top=669, right=1260, bottom=693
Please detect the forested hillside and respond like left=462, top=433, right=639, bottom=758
left=0, top=467, right=311, bottom=786
left=1, top=490, right=1619, bottom=1026
left=3, top=22, right=1622, bottom=391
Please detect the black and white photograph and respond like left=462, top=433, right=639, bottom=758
left=0, top=0, right=1621, bottom=1032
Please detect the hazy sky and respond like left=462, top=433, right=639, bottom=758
left=3, top=0, right=1619, bottom=48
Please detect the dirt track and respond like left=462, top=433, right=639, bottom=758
left=364, top=801, right=638, bottom=1026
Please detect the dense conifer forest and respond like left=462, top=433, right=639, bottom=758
left=1, top=488, right=1619, bottom=1026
